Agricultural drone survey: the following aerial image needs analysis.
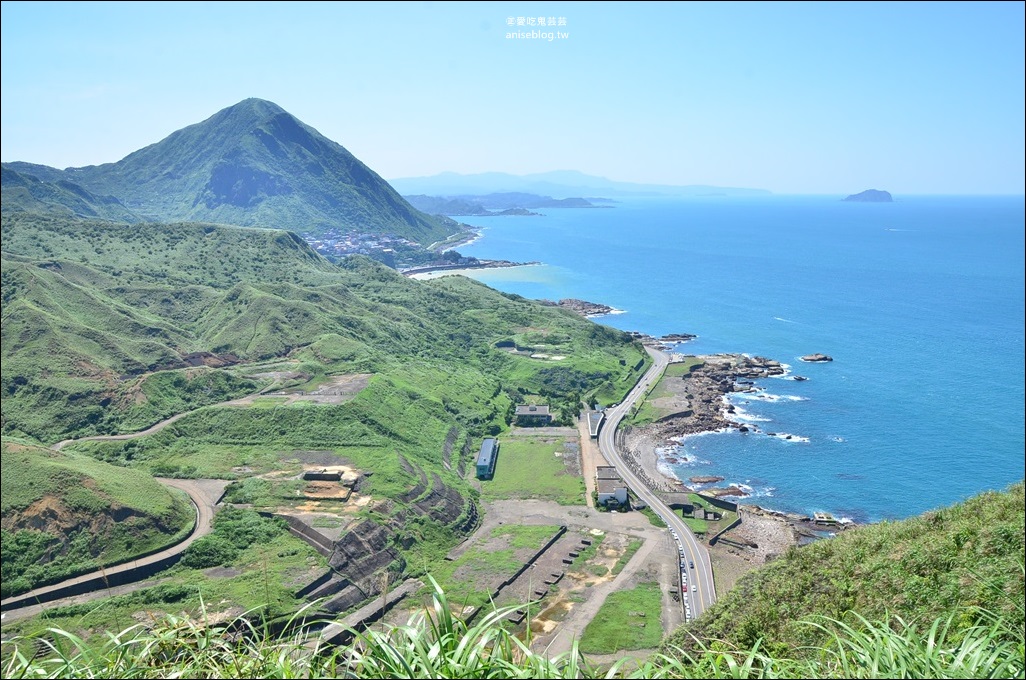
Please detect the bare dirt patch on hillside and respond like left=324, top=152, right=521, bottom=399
left=230, top=373, right=371, bottom=406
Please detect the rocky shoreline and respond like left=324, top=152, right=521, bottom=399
left=648, top=353, right=787, bottom=439
left=615, top=350, right=855, bottom=569
left=537, top=298, right=621, bottom=317
left=619, top=352, right=850, bottom=511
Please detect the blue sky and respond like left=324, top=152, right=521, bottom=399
left=2, top=1, right=1023, bottom=194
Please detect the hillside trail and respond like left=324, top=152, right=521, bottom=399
left=50, top=369, right=370, bottom=452
left=49, top=381, right=285, bottom=452
left=8, top=372, right=278, bottom=615
left=0, top=478, right=229, bottom=619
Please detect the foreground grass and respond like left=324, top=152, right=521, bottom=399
left=3, top=579, right=1022, bottom=679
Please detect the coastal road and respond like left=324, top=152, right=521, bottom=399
left=598, top=346, right=717, bottom=619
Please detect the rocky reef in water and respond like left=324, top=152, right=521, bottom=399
left=800, top=353, right=833, bottom=362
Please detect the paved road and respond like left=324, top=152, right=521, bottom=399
left=51, top=411, right=198, bottom=451
left=597, top=346, right=716, bottom=619
left=0, top=479, right=228, bottom=617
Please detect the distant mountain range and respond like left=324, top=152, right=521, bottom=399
left=389, top=170, right=771, bottom=199
left=404, top=192, right=609, bottom=216
left=1, top=99, right=455, bottom=245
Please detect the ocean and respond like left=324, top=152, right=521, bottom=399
left=447, top=195, right=1025, bottom=523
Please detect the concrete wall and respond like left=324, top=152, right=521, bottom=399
left=303, top=472, right=342, bottom=482
left=259, top=512, right=334, bottom=557
left=1, top=550, right=188, bottom=611
left=708, top=514, right=744, bottom=546
left=696, top=492, right=739, bottom=513
left=464, top=526, right=568, bottom=625
left=294, top=569, right=337, bottom=599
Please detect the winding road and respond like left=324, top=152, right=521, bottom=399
left=0, top=478, right=228, bottom=618
left=3, top=384, right=277, bottom=618
left=598, top=346, right=717, bottom=619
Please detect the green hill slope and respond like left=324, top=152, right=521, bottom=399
left=1, top=99, right=454, bottom=244
left=1, top=212, right=646, bottom=444
left=1, top=210, right=648, bottom=612
left=0, top=440, right=193, bottom=598
left=666, top=481, right=1025, bottom=659
left=1, top=166, right=144, bottom=223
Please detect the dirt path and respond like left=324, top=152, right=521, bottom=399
left=51, top=374, right=371, bottom=452
left=576, top=415, right=607, bottom=510
left=536, top=529, right=661, bottom=657
left=0, top=479, right=228, bottom=619
left=48, top=391, right=269, bottom=451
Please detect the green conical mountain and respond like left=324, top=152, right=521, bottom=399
left=1, top=99, right=455, bottom=244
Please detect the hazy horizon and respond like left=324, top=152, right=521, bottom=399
left=385, top=169, right=1024, bottom=196
left=2, top=2, right=1023, bottom=195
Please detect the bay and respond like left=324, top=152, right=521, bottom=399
left=447, top=195, right=1025, bottom=522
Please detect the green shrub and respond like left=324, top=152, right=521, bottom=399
left=179, top=535, right=238, bottom=569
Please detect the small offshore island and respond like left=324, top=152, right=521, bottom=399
left=843, top=189, right=893, bottom=202
left=800, top=353, right=833, bottom=362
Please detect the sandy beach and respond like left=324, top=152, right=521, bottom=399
left=407, top=262, right=541, bottom=280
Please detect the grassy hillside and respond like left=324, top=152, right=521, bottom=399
left=1, top=212, right=647, bottom=444
left=1, top=210, right=648, bottom=609
left=0, top=439, right=193, bottom=598
left=0, top=506, right=327, bottom=642
left=2, top=98, right=455, bottom=244
left=1, top=166, right=144, bottom=223
left=666, top=481, right=1025, bottom=660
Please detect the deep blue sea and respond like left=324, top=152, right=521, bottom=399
left=447, top=195, right=1025, bottom=523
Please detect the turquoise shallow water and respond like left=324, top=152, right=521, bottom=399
left=452, top=195, right=1025, bottom=522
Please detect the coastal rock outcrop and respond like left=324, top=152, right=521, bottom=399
left=658, top=333, right=697, bottom=343
left=554, top=298, right=615, bottom=317
left=690, top=476, right=725, bottom=484
left=644, top=354, right=788, bottom=439
left=800, top=354, right=833, bottom=363
left=705, top=486, right=750, bottom=498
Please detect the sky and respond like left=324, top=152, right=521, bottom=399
left=1, top=1, right=1023, bottom=194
